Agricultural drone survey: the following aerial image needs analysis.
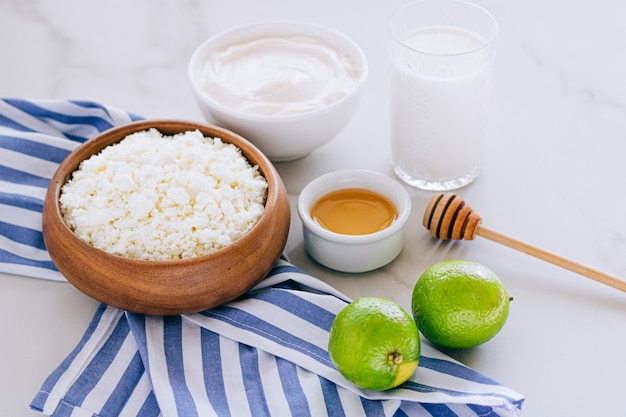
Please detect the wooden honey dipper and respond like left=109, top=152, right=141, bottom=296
left=423, top=192, right=626, bottom=292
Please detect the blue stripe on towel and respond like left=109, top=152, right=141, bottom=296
left=277, top=358, right=312, bottom=417
left=163, top=315, right=199, bottom=417
left=319, top=376, right=347, bottom=417
left=421, top=403, right=456, bottom=417
left=136, top=392, right=161, bottom=417
left=0, top=165, right=50, bottom=188
left=32, top=304, right=110, bottom=408
left=361, top=396, right=387, bottom=416
left=419, top=356, right=501, bottom=385
left=250, top=288, right=337, bottom=331
left=239, top=344, right=272, bottom=416
left=0, top=134, right=72, bottom=163
left=63, top=313, right=132, bottom=405
left=467, top=403, right=504, bottom=417
left=0, top=113, right=35, bottom=132
left=0, top=249, right=57, bottom=271
left=0, top=222, right=46, bottom=249
left=202, top=306, right=334, bottom=368
left=0, top=192, right=44, bottom=212
left=4, top=98, right=116, bottom=136
left=70, top=99, right=143, bottom=123
left=100, top=351, right=146, bottom=416
left=200, top=330, right=231, bottom=416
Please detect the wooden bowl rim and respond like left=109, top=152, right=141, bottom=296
left=47, top=119, right=283, bottom=266
left=42, top=119, right=290, bottom=314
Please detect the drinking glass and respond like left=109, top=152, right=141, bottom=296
left=390, top=0, right=498, bottom=190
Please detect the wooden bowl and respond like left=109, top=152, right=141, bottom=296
left=42, top=120, right=290, bottom=315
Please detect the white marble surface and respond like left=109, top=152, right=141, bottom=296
left=2, top=1, right=626, bottom=416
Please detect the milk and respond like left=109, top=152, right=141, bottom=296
left=390, top=25, right=495, bottom=190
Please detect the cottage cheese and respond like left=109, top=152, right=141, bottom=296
left=59, top=129, right=268, bottom=261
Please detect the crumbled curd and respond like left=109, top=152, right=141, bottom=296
left=59, top=129, right=267, bottom=261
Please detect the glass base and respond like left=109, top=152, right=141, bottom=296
left=393, top=165, right=481, bottom=191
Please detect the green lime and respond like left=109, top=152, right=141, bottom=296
left=328, top=297, right=420, bottom=391
left=412, top=260, right=509, bottom=349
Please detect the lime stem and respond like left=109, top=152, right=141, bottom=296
left=387, top=351, right=403, bottom=366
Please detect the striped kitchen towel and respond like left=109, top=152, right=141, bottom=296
left=0, top=99, right=524, bottom=416
left=30, top=257, right=524, bottom=417
left=0, top=98, right=142, bottom=281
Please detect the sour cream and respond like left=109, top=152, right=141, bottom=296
left=198, top=35, right=361, bottom=116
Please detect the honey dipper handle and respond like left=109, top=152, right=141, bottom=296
left=476, top=225, right=626, bottom=292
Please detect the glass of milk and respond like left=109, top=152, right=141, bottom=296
left=389, top=0, right=498, bottom=191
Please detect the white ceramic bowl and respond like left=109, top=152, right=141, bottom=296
left=297, top=170, right=411, bottom=273
left=188, top=21, right=368, bottom=162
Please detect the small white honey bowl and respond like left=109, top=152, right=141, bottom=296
left=297, top=169, right=411, bottom=273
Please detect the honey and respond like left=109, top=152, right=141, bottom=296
left=311, top=188, right=397, bottom=235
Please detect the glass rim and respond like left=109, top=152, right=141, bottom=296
left=389, top=0, right=499, bottom=57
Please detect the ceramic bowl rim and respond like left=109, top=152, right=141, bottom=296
left=297, top=169, right=411, bottom=244
left=187, top=20, right=369, bottom=122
